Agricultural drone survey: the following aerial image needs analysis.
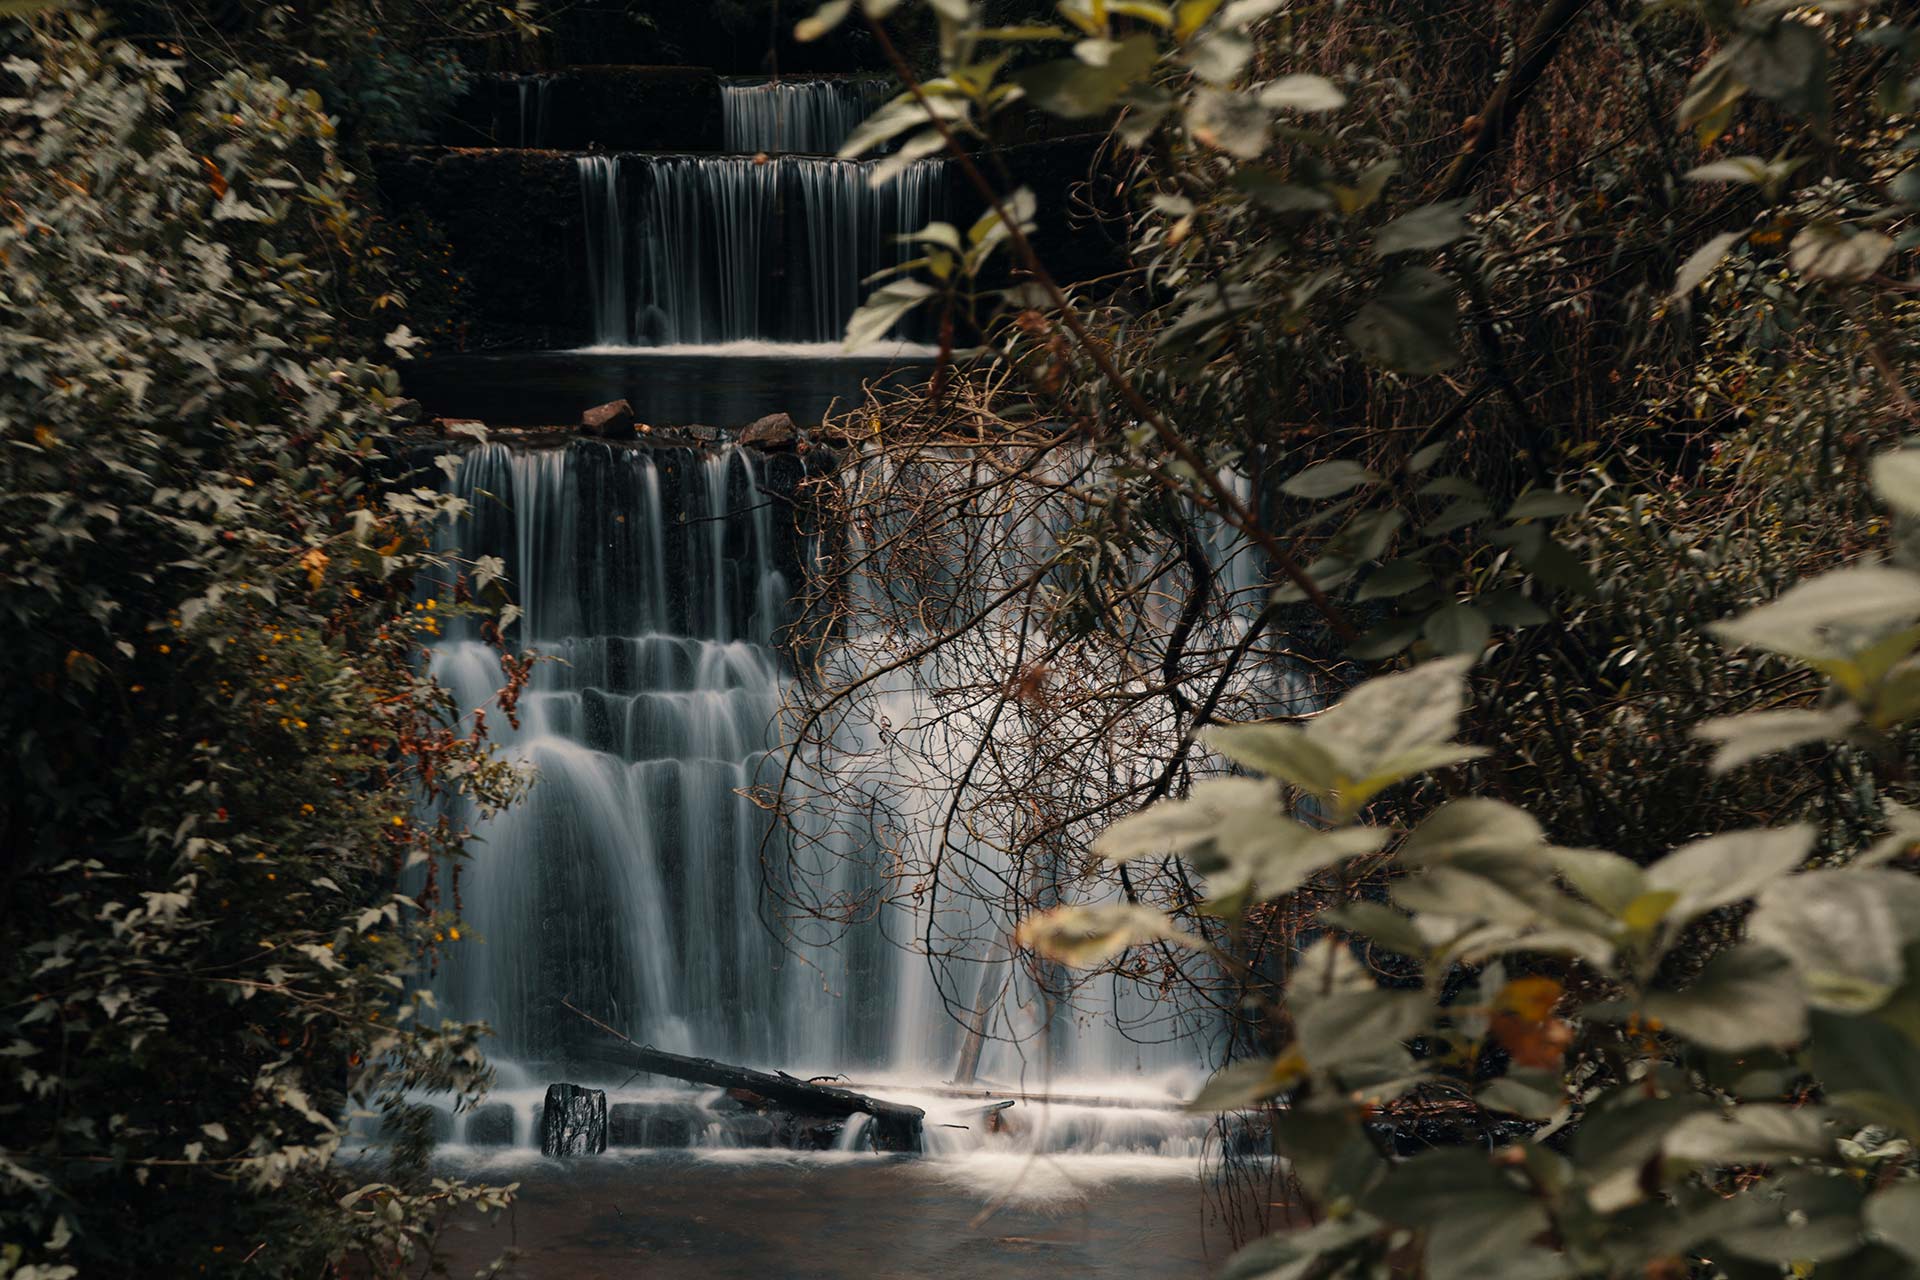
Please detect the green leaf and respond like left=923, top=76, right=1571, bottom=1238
left=1229, top=168, right=1335, bottom=213
left=1307, top=654, right=1489, bottom=811
left=1016, top=34, right=1160, bottom=117
left=1547, top=847, right=1645, bottom=917
left=1347, top=615, right=1422, bottom=660
left=1865, top=1183, right=1920, bottom=1262
left=1092, top=777, right=1285, bottom=861
left=1643, top=944, right=1808, bottom=1052
left=1790, top=223, right=1896, bottom=282
left=1296, top=989, right=1431, bottom=1068
left=1281, top=459, right=1377, bottom=499
left=1477, top=1068, right=1563, bottom=1120
left=1505, top=490, right=1584, bottom=521
left=1185, top=87, right=1271, bottom=158
left=1812, top=993, right=1920, bottom=1135
left=1373, top=199, right=1470, bottom=257
left=1671, top=231, right=1743, bottom=300
left=1664, top=1104, right=1838, bottom=1167
left=1204, top=722, right=1345, bottom=795
left=1183, top=27, right=1252, bottom=84
left=1015, top=903, right=1204, bottom=966
left=1872, top=449, right=1920, bottom=519
left=1424, top=603, right=1490, bottom=655
left=1400, top=799, right=1543, bottom=866
left=1421, top=498, right=1491, bottom=535
left=1361, top=1150, right=1553, bottom=1280
left=1646, top=824, right=1815, bottom=925
left=1356, top=558, right=1431, bottom=601
left=1714, top=1170, right=1865, bottom=1265
left=1345, top=267, right=1459, bottom=374
left=1474, top=590, right=1549, bottom=627
left=843, top=279, right=935, bottom=348
left=1328, top=901, right=1430, bottom=956
left=1692, top=706, right=1859, bottom=773
left=1709, top=565, right=1920, bottom=668
left=1750, top=869, right=1920, bottom=1012
left=1255, top=73, right=1346, bottom=113
left=795, top=0, right=854, bottom=41
left=1728, top=19, right=1829, bottom=119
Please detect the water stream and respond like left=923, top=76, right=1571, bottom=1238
left=416, top=71, right=1235, bottom=1171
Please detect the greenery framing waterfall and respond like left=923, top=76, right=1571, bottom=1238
left=12, top=0, right=1920, bottom=1277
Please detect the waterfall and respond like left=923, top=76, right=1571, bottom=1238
left=721, top=77, right=893, bottom=154
left=430, top=442, right=883, bottom=1066
left=428, top=440, right=1232, bottom=1091
left=575, top=155, right=946, bottom=348
left=515, top=74, right=553, bottom=147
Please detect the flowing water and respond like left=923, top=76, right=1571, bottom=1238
left=720, top=77, right=892, bottom=155
left=412, top=70, right=1248, bottom=1188
left=576, top=153, right=946, bottom=347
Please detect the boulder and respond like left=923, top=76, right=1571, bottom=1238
left=581, top=399, right=636, bottom=438
left=465, top=1102, right=516, bottom=1146
left=737, top=411, right=797, bottom=449
left=539, top=1083, right=608, bottom=1157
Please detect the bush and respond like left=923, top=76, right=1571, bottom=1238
left=0, top=20, right=521, bottom=1278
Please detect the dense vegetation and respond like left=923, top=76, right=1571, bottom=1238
left=0, top=8, right=532, bottom=1277
left=775, top=0, right=1920, bottom=1275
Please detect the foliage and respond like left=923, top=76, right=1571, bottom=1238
left=0, top=18, right=524, bottom=1278
left=1026, top=452, right=1920, bottom=1274
left=777, top=0, right=1920, bottom=1275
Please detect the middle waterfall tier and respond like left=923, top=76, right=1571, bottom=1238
left=577, top=155, right=947, bottom=348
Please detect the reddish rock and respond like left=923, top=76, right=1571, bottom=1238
left=582, top=399, right=636, bottom=437
left=737, top=411, right=797, bottom=449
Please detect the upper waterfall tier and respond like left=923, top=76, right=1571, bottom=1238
left=577, top=154, right=947, bottom=348
left=722, top=78, right=893, bottom=154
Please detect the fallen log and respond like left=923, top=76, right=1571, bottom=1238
left=839, top=1079, right=1187, bottom=1112
left=558, top=997, right=925, bottom=1153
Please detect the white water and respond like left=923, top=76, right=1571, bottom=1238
left=422, top=441, right=1235, bottom=1158
left=576, top=154, right=947, bottom=346
left=420, top=77, right=1242, bottom=1164
left=570, top=339, right=941, bottom=359
left=721, top=77, right=893, bottom=155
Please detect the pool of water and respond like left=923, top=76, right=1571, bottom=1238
left=430, top=1149, right=1283, bottom=1279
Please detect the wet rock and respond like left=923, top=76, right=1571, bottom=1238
left=465, top=1102, right=516, bottom=1146
left=540, top=1083, right=608, bottom=1157
left=387, top=397, right=427, bottom=426
left=608, top=1101, right=699, bottom=1149
left=582, top=399, right=636, bottom=438
left=722, top=1114, right=777, bottom=1148
left=737, top=411, right=797, bottom=449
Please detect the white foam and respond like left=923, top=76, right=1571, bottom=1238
left=568, top=340, right=943, bottom=359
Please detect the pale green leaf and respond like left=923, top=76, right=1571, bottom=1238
left=1015, top=903, right=1203, bottom=966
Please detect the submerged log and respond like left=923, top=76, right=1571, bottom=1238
left=559, top=997, right=924, bottom=1153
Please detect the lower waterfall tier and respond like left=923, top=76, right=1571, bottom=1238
left=428, top=443, right=1216, bottom=1091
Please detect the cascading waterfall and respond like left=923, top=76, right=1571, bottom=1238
left=422, top=77, right=1230, bottom=1162
left=721, top=77, right=893, bottom=154
left=424, top=441, right=1229, bottom=1156
left=429, top=442, right=889, bottom=1068
left=575, top=155, right=946, bottom=347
